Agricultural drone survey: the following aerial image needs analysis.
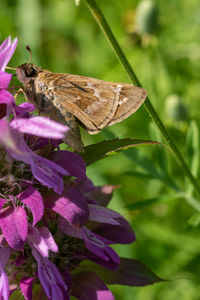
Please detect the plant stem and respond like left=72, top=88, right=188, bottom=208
left=83, top=0, right=200, bottom=197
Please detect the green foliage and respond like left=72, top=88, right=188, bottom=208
left=2, top=0, right=200, bottom=299
left=80, top=138, right=160, bottom=165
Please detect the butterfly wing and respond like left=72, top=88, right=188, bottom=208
left=106, top=82, right=147, bottom=127
left=42, top=72, right=147, bottom=133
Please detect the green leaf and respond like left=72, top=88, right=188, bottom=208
left=186, top=121, right=199, bottom=195
left=78, top=258, right=163, bottom=286
left=125, top=194, right=182, bottom=210
left=186, top=121, right=199, bottom=177
left=188, top=212, right=200, bottom=227
left=80, top=138, right=161, bottom=165
left=123, top=171, right=157, bottom=180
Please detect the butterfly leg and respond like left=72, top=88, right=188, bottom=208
left=14, top=88, right=26, bottom=101
left=63, top=113, right=84, bottom=153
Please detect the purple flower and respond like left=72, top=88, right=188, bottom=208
left=0, top=118, right=69, bottom=194
left=0, top=36, right=160, bottom=300
left=58, top=204, right=135, bottom=270
left=32, top=249, right=70, bottom=300
left=0, top=37, right=17, bottom=118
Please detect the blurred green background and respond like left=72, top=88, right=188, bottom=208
left=2, top=0, right=200, bottom=299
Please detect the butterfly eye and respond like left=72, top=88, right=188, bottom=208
left=25, top=66, right=36, bottom=77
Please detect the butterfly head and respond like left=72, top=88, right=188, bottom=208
left=16, top=63, right=40, bottom=86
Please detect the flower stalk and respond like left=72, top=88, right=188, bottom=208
left=83, top=0, right=200, bottom=197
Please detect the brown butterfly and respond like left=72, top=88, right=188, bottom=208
left=16, top=61, right=147, bottom=152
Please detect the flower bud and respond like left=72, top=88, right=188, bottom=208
left=135, top=0, right=158, bottom=34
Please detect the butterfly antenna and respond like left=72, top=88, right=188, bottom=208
left=26, top=45, right=32, bottom=64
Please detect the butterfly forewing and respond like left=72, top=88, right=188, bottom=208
left=42, top=73, right=146, bottom=133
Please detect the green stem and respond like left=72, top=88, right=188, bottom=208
left=83, top=0, right=200, bottom=197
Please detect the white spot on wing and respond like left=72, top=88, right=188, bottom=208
left=87, top=82, right=101, bottom=98
left=119, top=97, right=128, bottom=105
left=111, top=84, right=122, bottom=95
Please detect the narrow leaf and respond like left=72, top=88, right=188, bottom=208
left=186, top=121, right=199, bottom=195
left=80, top=138, right=160, bottom=165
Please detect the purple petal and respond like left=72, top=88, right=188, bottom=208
left=0, top=37, right=11, bottom=53
left=20, top=277, right=34, bottom=300
left=0, top=71, right=12, bottom=89
left=0, top=206, right=27, bottom=250
left=31, top=153, right=69, bottom=194
left=38, top=227, right=58, bottom=253
left=17, top=102, right=35, bottom=112
left=4, top=128, right=68, bottom=194
left=0, top=247, right=10, bottom=269
left=58, top=217, right=84, bottom=239
left=49, top=151, right=87, bottom=180
left=59, top=220, right=120, bottom=269
left=3, top=126, right=32, bottom=162
left=15, top=102, right=35, bottom=118
left=46, top=186, right=89, bottom=228
left=0, top=247, right=11, bottom=300
left=28, top=226, right=58, bottom=257
left=29, top=136, right=61, bottom=151
left=79, top=178, right=97, bottom=193
left=19, top=186, right=44, bottom=225
left=0, top=90, right=15, bottom=117
left=80, top=251, right=120, bottom=271
left=82, top=227, right=119, bottom=264
left=93, top=216, right=136, bottom=245
left=0, top=119, right=22, bottom=153
left=86, top=185, right=116, bottom=206
left=89, top=205, right=121, bottom=225
left=0, top=37, right=17, bottom=71
left=32, top=249, right=70, bottom=300
left=10, top=116, right=69, bottom=139
left=0, top=260, right=9, bottom=300
left=71, top=271, right=115, bottom=300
